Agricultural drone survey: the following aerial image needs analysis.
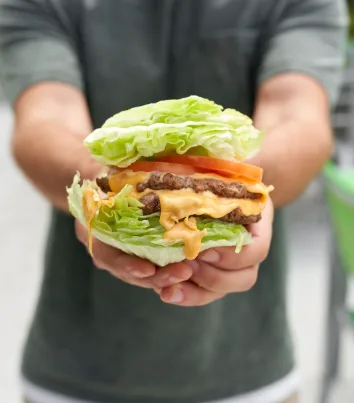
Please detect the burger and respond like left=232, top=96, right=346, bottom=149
left=67, top=96, right=273, bottom=267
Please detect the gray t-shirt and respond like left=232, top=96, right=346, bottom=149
left=0, top=1, right=347, bottom=402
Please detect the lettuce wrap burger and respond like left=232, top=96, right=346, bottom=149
left=67, top=96, right=273, bottom=266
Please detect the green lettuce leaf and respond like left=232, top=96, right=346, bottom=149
left=84, top=95, right=262, bottom=168
left=67, top=173, right=252, bottom=266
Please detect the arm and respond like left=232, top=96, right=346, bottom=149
left=0, top=0, right=101, bottom=212
left=0, top=0, right=162, bottom=283
left=253, top=0, right=348, bottom=208
left=13, top=82, right=101, bottom=212
left=253, top=73, right=332, bottom=208
left=156, top=0, right=348, bottom=306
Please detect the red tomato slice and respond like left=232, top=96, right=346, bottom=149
left=127, top=161, right=204, bottom=176
left=155, top=155, right=263, bottom=182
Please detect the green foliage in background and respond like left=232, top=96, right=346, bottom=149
left=348, top=0, right=354, bottom=41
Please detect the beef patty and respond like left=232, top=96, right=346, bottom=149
left=140, top=192, right=261, bottom=225
left=97, top=172, right=261, bottom=199
left=96, top=176, right=111, bottom=193
left=96, top=173, right=262, bottom=225
left=136, top=172, right=261, bottom=199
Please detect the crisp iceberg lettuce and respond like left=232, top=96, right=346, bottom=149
left=67, top=174, right=252, bottom=266
left=84, top=96, right=262, bottom=168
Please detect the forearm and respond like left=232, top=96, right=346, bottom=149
left=13, top=123, right=100, bottom=212
left=253, top=74, right=333, bottom=208
left=255, top=118, right=332, bottom=208
left=12, top=82, right=101, bottom=212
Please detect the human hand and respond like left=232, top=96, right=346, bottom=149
left=75, top=220, right=194, bottom=289
left=156, top=197, right=274, bottom=306
left=75, top=167, right=196, bottom=289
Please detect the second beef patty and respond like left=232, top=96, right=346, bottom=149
left=139, top=192, right=260, bottom=225
left=96, top=172, right=262, bottom=225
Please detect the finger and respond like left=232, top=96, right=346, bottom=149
left=197, top=198, right=274, bottom=270
left=75, top=221, right=156, bottom=278
left=115, top=262, right=193, bottom=290
left=247, top=196, right=274, bottom=238
left=190, top=262, right=259, bottom=293
left=197, top=242, right=268, bottom=271
left=147, top=262, right=193, bottom=288
left=92, top=240, right=156, bottom=279
left=114, top=273, right=151, bottom=289
left=159, top=282, right=225, bottom=307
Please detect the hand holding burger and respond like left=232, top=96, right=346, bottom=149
left=157, top=197, right=273, bottom=306
left=68, top=96, right=274, bottom=305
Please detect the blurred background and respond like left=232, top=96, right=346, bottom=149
left=1, top=4, right=354, bottom=403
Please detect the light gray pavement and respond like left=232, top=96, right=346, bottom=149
left=0, top=102, right=353, bottom=403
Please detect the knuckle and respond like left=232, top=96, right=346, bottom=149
left=92, top=256, right=103, bottom=269
left=238, top=266, right=259, bottom=292
left=92, top=254, right=109, bottom=270
left=92, top=242, right=122, bottom=271
left=92, top=247, right=113, bottom=271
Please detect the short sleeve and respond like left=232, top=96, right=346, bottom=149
left=258, top=0, right=348, bottom=106
left=0, top=0, right=83, bottom=105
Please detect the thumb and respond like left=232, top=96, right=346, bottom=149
left=247, top=197, right=274, bottom=239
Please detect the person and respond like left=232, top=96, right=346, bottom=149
left=0, top=1, right=347, bottom=402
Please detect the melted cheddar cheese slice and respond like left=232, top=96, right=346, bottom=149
left=164, top=217, right=207, bottom=260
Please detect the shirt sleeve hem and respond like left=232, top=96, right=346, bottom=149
left=257, top=66, right=342, bottom=107
left=2, top=71, right=84, bottom=106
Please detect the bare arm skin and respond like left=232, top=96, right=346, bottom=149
left=160, top=73, right=334, bottom=306
left=12, top=82, right=101, bottom=212
left=12, top=81, right=196, bottom=286
left=252, top=73, right=333, bottom=208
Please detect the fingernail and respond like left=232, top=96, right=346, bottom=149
left=188, top=260, right=199, bottom=272
left=131, top=270, right=149, bottom=278
left=167, top=287, right=184, bottom=303
left=200, top=249, right=220, bottom=263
